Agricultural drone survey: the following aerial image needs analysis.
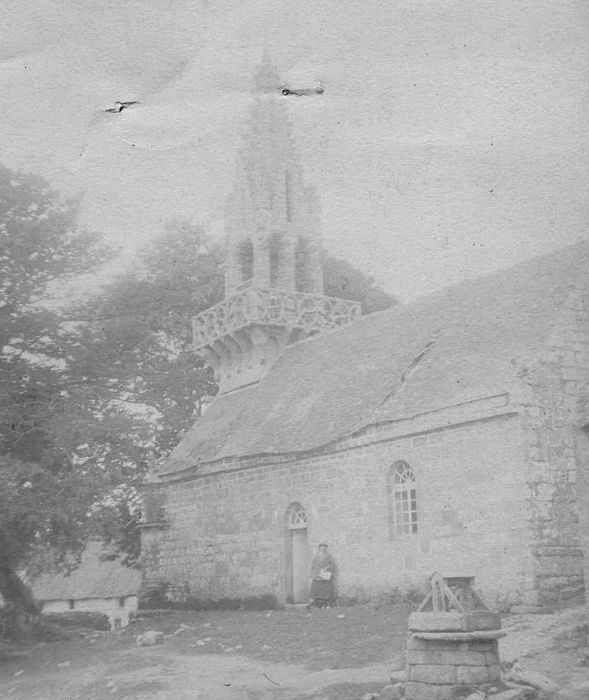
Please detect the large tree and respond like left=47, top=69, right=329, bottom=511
left=67, top=220, right=223, bottom=471
left=324, top=254, right=397, bottom=314
left=63, top=220, right=225, bottom=564
left=0, top=163, right=110, bottom=625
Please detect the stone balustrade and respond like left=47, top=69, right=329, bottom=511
left=192, top=286, right=361, bottom=350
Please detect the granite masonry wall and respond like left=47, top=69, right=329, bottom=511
left=141, top=289, right=589, bottom=610
left=577, top=425, right=589, bottom=627
left=519, top=289, right=589, bottom=606
left=142, top=411, right=535, bottom=607
left=405, top=633, right=502, bottom=700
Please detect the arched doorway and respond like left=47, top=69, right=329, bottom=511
left=285, top=502, right=309, bottom=603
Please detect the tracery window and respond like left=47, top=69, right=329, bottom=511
left=388, top=461, right=418, bottom=538
left=287, top=502, right=308, bottom=529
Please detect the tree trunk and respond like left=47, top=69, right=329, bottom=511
left=0, top=554, right=39, bottom=639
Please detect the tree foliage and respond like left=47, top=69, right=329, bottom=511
left=72, top=220, right=224, bottom=561
left=0, top=165, right=104, bottom=464
left=324, top=255, right=397, bottom=314
left=75, top=218, right=224, bottom=453
left=0, top=164, right=109, bottom=622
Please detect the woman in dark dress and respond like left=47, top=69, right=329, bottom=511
left=309, top=543, right=337, bottom=608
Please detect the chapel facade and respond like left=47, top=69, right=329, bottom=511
left=141, top=58, right=589, bottom=611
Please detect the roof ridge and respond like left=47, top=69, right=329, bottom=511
left=159, top=237, right=589, bottom=472
left=400, top=237, right=589, bottom=307
left=279, top=237, right=589, bottom=355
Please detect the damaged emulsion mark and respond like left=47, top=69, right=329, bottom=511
left=263, top=673, right=281, bottom=686
left=77, top=100, right=141, bottom=162
left=281, top=83, right=324, bottom=97
left=105, top=100, right=140, bottom=114
left=379, top=333, right=439, bottom=407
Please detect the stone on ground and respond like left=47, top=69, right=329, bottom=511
left=389, top=669, right=406, bottom=683
left=488, top=689, right=534, bottom=700
left=136, top=630, right=164, bottom=646
left=508, top=662, right=559, bottom=694
left=380, top=682, right=403, bottom=700
left=387, top=652, right=405, bottom=672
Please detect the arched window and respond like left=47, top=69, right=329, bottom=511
left=286, top=501, right=308, bottom=530
left=388, top=461, right=418, bottom=539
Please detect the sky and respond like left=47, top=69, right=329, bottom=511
left=1, top=0, right=588, bottom=301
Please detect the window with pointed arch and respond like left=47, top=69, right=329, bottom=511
left=388, top=461, right=418, bottom=539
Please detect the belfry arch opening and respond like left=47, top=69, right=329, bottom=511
left=236, top=239, right=254, bottom=286
left=284, top=502, right=309, bottom=603
left=295, top=237, right=314, bottom=293
left=269, top=233, right=282, bottom=288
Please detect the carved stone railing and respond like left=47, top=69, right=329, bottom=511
left=192, top=287, right=361, bottom=350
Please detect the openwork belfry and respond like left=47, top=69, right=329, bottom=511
left=192, top=55, right=360, bottom=393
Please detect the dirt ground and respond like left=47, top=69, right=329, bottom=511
left=0, top=603, right=588, bottom=700
left=0, top=603, right=410, bottom=700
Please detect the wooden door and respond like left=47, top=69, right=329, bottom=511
left=291, top=528, right=309, bottom=603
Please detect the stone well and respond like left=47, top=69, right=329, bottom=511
left=405, top=574, right=505, bottom=700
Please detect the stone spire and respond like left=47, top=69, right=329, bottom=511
left=224, top=54, right=323, bottom=297
left=192, top=55, right=360, bottom=394
left=254, top=48, right=280, bottom=93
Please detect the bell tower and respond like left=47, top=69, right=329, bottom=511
left=193, top=55, right=360, bottom=393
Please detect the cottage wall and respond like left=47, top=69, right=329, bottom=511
left=143, top=411, right=533, bottom=608
left=41, top=595, right=138, bottom=629
left=519, top=289, right=589, bottom=606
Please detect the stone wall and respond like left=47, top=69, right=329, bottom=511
left=577, top=426, right=589, bottom=634
left=405, top=634, right=501, bottom=700
left=519, top=289, right=589, bottom=606
left=143, top=412, right=534, bottom=607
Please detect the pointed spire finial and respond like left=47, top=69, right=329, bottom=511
left=255, top=49, right=280, bottom=93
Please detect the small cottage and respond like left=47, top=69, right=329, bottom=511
left=32, top=542, right=141, bottom=630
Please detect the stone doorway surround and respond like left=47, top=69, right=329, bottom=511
left=285, top=502, right=310, bottom=603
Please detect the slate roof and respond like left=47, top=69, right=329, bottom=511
left=160, top=240, right=589, bottom=475
left=31, top=542, right=141, bottom=601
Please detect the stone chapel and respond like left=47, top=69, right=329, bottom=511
left=141, top=58, right=589, bottom=611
